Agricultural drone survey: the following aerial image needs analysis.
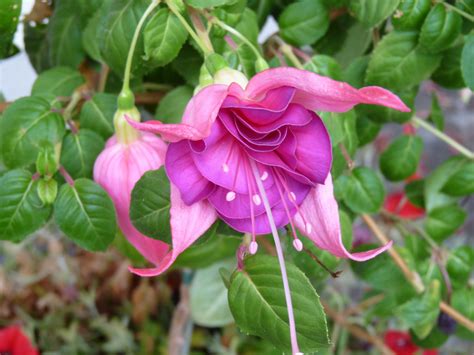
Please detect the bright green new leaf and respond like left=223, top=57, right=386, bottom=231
left=447, top=246, right=474, bottom=288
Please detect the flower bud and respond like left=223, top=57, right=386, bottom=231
left=255, top=57, right=270, bottom=73
left=213, top=67, right=248, bottom=88
left=36, top=143, right=59, bottom=177
left=37, top=178, right=58, bottom=205
left=205, top=53, right=228, bottom=75
left=114, top=107, right=141, bottom=145
left=195, top=63, right=214, bottom=94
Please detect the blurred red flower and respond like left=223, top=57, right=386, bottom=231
left=0, top=326, right=38, bottom=355
left=384, top=192, right=425, bottom=220
left=384, top=330, right=438, bottom=355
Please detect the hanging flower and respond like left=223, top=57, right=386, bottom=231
left=384, top=330, right=438, bottom=355
left=93, top=108, right=170, bottom=261
left=126, top=67, right=409, bottom=276
left=0, top=326, right=39, bottom=355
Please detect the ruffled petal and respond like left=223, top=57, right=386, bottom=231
left=294, top=174, right=392, bottom=261
left=129, top=184, right=217, bottom=276
left=245, top=67, right=410, bottom=113
left=127, top=85, right=229, bottom=142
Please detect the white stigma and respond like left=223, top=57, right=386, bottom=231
left=249, top=241, right=258, bottom=254
left=289, top=191, right=296, bottom=202
left=306, top=222, right=312, bottom=234
left=293, top=239, right=303, bottom=252
left=222, top=163, right=230, bottom=173
left=260, top=171, right=268, bottom=181
left=253, top=194, right=262, bottom=205
left=226, top=191, right=236, bottom=202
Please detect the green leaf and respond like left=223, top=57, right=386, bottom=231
left=441, top=161, right=474, bottom=196
left=54, top=179, right=117, bottom=251
left=461, top=33, right=474, bottom=90
left=130, top=168, right=171, bottom=244
left=419, top=4, right=462, bottom=53
left=304, top=55, right=343, bottom=80
left=428, top=94, right=444, bottom=130
left=24, top=21, right=51, bottom=73
left=447, top=246, right=474, bottom=288
left=233, top=8, right=260, bottom=77
left=190, top=259, right=235, bottom=327
left=186, top=0, right=236, bottom=8
left=155, top=86, right=193, bottom=124
left=47, top=1, right=85, bottom=67
left=425, top=204, right=466, bottom=242
left=452, top=287, right=474, bottom=340
left=396, top=280, right=441, bottom=339
left=0, top=170, right=52, bottom=242
left=343, top=55, right=370, bottom=87
left=98, top=0, right=149, bottom=76
left=366, top=31, right=441, bottom=91
left=343, top=167, right=385, bottom=213
left=0, top=0, right=21, bottom=58
left=356, top=114, right=381, bottom=146
left=432, top=44, right=466, bottom=89
left=379, top=135, right=423, bottom=181
left=392, top=0, right=431, bottom=30
left=60, top=130, right=105, bottom=179
left=144, top=8, right=188, bottom=68
left=350, top=0, right=400, bottom=28
left=79, top=93, right=117, bottom=139
left=405, top=179, right=425, bottom=208
left=82, top=8, right=104, bottom=62
left=172, top=44, right=203, bottom=86
left=228, top=255, right=330, bottom=352
left=410, top=327, right=449, bottom=348
left=0, top=96, right=65, bottom=169
left=279, top=0, right=329, bottom=46
left=31, top=67, right=85, bottom=97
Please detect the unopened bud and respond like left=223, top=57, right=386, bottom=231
left=255, top=57, right=269, bottom=73
left=37, top=178, right=58, bottom=205
left=213, top=67, right=248, bottom=88
left=36, top=143, right=58, bottom=177
left=114, top=107, right=140, bottom=145
left=195, top=64, right=214, bottom=93
left=205, top=53, right=228, bottom=76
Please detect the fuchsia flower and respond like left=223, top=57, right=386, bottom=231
left=127, top=67, right=410, bottom=276
left=0, top=326, right=38, bottom=355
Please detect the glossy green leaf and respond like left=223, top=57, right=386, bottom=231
left=31, top=67, right=85, bottom=97
left=229, top=255, right=330, bottom=353
left=366, top=31, right=441, bottom=90
left=392, top=0, right=431, bottom=30
left=130, top=168, right=171, bottom=244
left=461, top=33, right=474, bottom=90
left=144, top=8, right=188, bottom=68
left=279, top=0, right=329, bottom=46
left=155, top=86, right=193, bottom=124
left=24, top=21, right=51, bottom=73
left=82, top=8, right=104, bottom=62
left=425, top=204, right=466, bottom=242
left=190, top=259, right=235, bottom=327
left=441, top=161, right=474, bottom=196
left=0, top=96, right=65, bottom=169
left=447, top=246, right=474, bottom=288
left=172, top=44, right=203, bottom=86
left=233, top=8, right=260, bottom=77
left=0, top=0, right=21, bottom=58
left=343, top=167, right=385, bottom=213
left=48, top=1, right=85, bottom=67
left=396, top=280, right=441, bottom=339
left=60, top=130, right=105, bottom=179
left=356, top=114, right=381, bottom=146
left=419, top=4, right=462, bottom=53
left=350, top=0, right=400, bottom=28
left=79, top=93, right=117, bottom=139
left=186, top=0, right=236, bottom=8
left=432, top=44, right=465, bottom=89
left=54, top=179, right=116, bottom=251
left=380, top=135, right=423, bottom=181
left=343, top=55, right=370, bottom=87
left=0, top=170, right=52, bottom=242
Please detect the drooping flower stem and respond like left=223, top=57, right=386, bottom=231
left=120, top=0, right=161, bottom=109
left=249, top=160, right=300, bottom=354
left=412, top=116, right=474, bottom=159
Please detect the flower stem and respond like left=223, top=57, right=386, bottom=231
left=412, top=117, right=474, bottom=159
left=122, top=0, right=161, bottom=94
left=280, top=44, right=305, bottom=70
left=249, top=160, right=300, bottom=354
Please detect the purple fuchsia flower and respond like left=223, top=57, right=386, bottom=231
left=127, top=67, right=409, bottom=276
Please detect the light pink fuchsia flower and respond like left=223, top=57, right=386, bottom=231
left=93, top=110, right=170, bottom=262
left=127, top=67, right=409, bottom=276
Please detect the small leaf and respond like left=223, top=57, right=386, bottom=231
left=356, top=114, right=381, bottom=146
left=447, top=246, right=474, bottom=288
left=392, top=0, right=431, bottom=30
left=366, top=31, right=441, bottom=90
left=0, top=96, right=65, bottom=169
left=31, top=67, right=85, bottom=97
left=452, top=287, right=474, bottom=340
left=428, top=94, right=444, bottom=131
left=0, top=170, right=52, bottom=242
left=396, top=280, right=441, bottom=339
left=80, top=93, right=117, bottom=139
left=186, top=0, right=236, bottom=8
left=190, top=259, right=235, bottom=327
left=461, top=33, right=474, bottom=90
left=144, top=8, right=188, bottom=68
left=279, top=0, right=329, bottom=46
left=130, top=168, right=171, bottom=244
left=432, top=44, right=466, bottom=89
left=344, top=167, right=385, bottom=213
left=441, top=161, right=474, bottom=196
left=425, top=204, right=466, bottom=242
left=155, top=86, right=193, bottom=124
left=350, top=0, right=400, bottom=28
left=60, top=130, right=105, bottom=179
left=229, top=255, right=330, bottom=352
left=405, top=179, right=425, bottom=208
left=380, top=135, right=423, bottom=181
left=419, top=4, right=462, bottom=53
left=0, top=0, right=22, bottom=58
left=54, top=179, right=117, bottom=251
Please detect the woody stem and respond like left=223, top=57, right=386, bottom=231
left=249, top=160, right=300, bottom=354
